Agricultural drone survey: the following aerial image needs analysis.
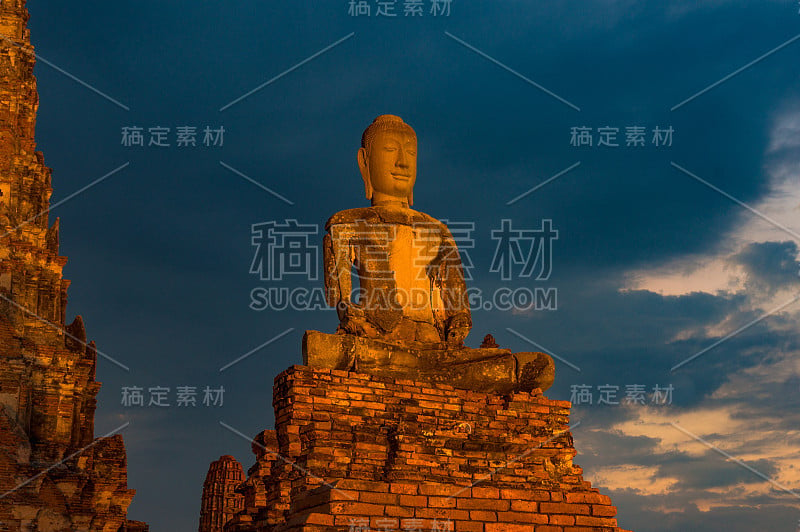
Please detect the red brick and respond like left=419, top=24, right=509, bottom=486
left=485, top=524, right=534, bottom=532
left=455, top=520, right=484, bottom=532
left=457, top=499, right=510, bottom=511
left=421, top=484, right=470, bottom=497
left=539, top=502, right=589, bottom=515
left=370, top=517, right=399, bottom=528
left=399, top=494, right=428, bottom=506
left=417, top=508, right=469, bottom=520
left=500, top=488, right=549, bottom=501
left=401, top=518, right=435, bottom=529
left=347, top=386, right=377, bottom=394
left=385, top=505, right=415, bottom=517
left=354, top=442, right=385, bottom=452
left=302, top=513, right=334, bottom=526
left=334, top=515, right=362, bottom=526
left=329, top=501, right=385, bottom=515
left=574, top=515, right=617, bottom=527
left=509, top=500, right=538, bottom=512
left=471, top=486, right=500, bottom=498
left=469, top=510, right=497, bottom=521
left=591, top=504, right=617, bottom=517
left=428, top=496, right=457, bottom=508
left=564, top=492, right=611, bottom=505
left=390, top=483, right=420, bottom=495
left=295, top=488, right=357, bottom=510
left=549, top=514, right=574, bottom=525
left=497, top=511, right=548, bottom=524
left=351, top=400, right=387, bottom=410
left=335, top=479, right=390, bottom=492
left=360, top=492, right=400, bottom=505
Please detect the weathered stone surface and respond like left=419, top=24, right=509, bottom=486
left=208, top=116, right=631, bottom=531
left=221, top=365, right=632, bottom=532
left=324, top=115, right=470, bottom=349
left=0, top=1, right=144, bottom=530
left=303, top=331, right=555, bottom=394
left=310, top=115, right=556, bottom=394
left=200, top=455, right=246, bottom=532
left=233, top=430, right=279, bottom=523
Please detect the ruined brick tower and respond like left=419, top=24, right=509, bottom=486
left=200, top=455, right=246, bottom=532
left=0, top=1, right=146, bottom=529
left=215, top=366, right=634, bottom=532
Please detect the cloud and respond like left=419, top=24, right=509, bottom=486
left=733, top=241, right=800, bottom=295
left=623, top=239, right=800, bottom=302
left=624, top=100, right=800, bottom=298
left=567, top=101, right=800, bottom=531
left=590, top=464, right=678, bottom=496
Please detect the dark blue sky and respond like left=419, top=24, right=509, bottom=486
left=25, top=1, right=800, bottom=530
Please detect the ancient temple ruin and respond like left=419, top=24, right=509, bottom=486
left=0, top=1, right=145, bottom=530
left=200, top=455, right=246, bottom=532
left=202, top=116, right=632, bottom=532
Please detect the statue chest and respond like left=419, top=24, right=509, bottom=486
left=384, top=224, right=443, bottom=288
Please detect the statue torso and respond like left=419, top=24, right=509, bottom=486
left=325, top=205, right=457, bottom=344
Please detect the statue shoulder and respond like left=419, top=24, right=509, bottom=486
left=325, top=207, right=382, bottom=230
left=325, top=206, right=451, bottom=234
left=410, top=210, right=446, bottom=227
left=408, top=210, right=455, bottom=239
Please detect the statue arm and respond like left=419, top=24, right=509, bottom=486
left=323, top=232, right=340, bottom=307
left=438, top=228, right=472, bottom=345
left=324, top=226, right=355, bottom=309
left=325, top=224, right=378, bottom=336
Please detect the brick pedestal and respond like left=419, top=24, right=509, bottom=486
left=225, top=366, right=632, bottom=532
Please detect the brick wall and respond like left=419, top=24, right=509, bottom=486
left=226, top=365, right=632, bottom=532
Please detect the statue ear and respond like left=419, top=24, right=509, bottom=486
left=357, top=147, right=372, bottom=200
left=408, top=190, right=413, bottom=206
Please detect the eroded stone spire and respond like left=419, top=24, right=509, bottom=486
left=199, top=455, right=245, bottom=532
left=0, top=2, right=146, bottom=530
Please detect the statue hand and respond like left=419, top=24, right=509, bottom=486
left=336, top=300, right=364, bottom=322
left=337, top=301, right=380, bottom=337
left=445, top=313, right=471, bottom=347
left=446, top=326, right=469, bottom=347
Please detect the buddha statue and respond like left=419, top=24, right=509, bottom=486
left=324, top=114, right=470, bottom=348
left=302, top=115, right=554, bottom=394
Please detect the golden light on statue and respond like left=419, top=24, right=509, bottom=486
left=302, top=115, right=555, bottom=394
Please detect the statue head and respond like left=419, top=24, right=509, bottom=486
left=358, top=115, right=417, bottom=207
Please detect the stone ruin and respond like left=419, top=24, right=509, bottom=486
left=0, top=1, right=145, bottom=530
left=201, top=116, right=633, bottom=532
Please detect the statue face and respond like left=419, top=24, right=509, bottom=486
left=362, top=129, right=417, bottom=202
